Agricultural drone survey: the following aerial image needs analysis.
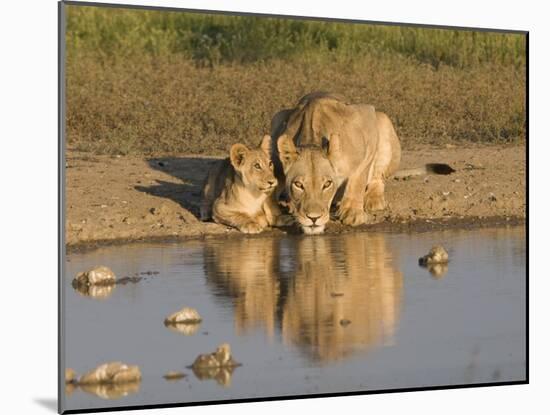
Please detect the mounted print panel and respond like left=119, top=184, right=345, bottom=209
left=59, top=1, right=527, bottom=413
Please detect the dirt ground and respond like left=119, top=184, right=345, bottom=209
left=65, top=144, right=526, bottom=248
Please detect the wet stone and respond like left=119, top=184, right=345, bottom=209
left=164, top=307, right=202, bottom=325
left=419, top=246, right=449, bottom=266
left=78, top=362, right=141, bottom=385
left=191, top=343, right=240, bottom=370
left=163, top=371, right=186, bottom=381
left=73, top=266, right=116, bottom=286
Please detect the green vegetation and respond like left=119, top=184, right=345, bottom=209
left=67, top=6, right=525, bottom=68
left=65, top=5, right=526, bottom=156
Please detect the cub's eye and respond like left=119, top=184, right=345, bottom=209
left=323, top=180, right=333, bottom=189
left=254, top=163, right=262, bottom=170
left=293, top=181, right=304, bottom=190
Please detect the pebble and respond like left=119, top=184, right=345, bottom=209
left=163, top=371, right=186, bottom=381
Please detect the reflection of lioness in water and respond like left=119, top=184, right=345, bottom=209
left=271, top=92, right=453, bottom=234
left=200, top=135, right=290, bottom=234
left=281, top=234, right=403, bottom=362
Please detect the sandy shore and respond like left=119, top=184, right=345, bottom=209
left=65, top=144, right=525, bottom=248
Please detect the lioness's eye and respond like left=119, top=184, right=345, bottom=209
left=293, top=181, right=304, bottom=190
left=323, top=180, right=333, bottom=189
left=254, top=163, right=262, bottom=170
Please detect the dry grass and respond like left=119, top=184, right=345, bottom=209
left=65, top=6, right=526, bottom=156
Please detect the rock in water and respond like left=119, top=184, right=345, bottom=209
left=73, top=266, right=116, bottom=286
left=164, top=307, right=202, bottom=325
left=78, top=362, right=141, bottom=385
left=419, top=246, right=449, bottom=266
left=192, top=343, right=240, bottom=369
left=163, top=371, right=186, bottom=381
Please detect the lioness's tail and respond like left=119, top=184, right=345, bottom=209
left=392, top=163, right=455, bottom=180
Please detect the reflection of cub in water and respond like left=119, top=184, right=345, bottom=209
left=204, top=234, right=402, bottom=363
left=282, top=234, right=402, bottom=362
left=203, top=237, right=281, bottom=338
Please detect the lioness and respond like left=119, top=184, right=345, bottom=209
left=200, top=135, right=290, bottom=234
left=270, top=92, right=400, bottom=234
left=271, top=92, right=451, bottom=235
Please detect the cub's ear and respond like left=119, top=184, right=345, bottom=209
left=277, top=134, right=298, bottom=173
left=259, top=134, right=272, bottom=157
left=327, top=133, right=341, bottom=159
left=230, top=143, right=250, bottom=169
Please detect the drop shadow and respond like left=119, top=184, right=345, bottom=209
left=34, top=398, right=57, bottom=412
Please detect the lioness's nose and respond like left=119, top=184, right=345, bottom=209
left=306, top=213, right=322, bottom=224
left=268, top=179, right=276, bottom=186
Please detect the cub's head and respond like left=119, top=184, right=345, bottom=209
left=277, top=134, right=340, bottom=235
left=230, top=135, right=277, bottom=194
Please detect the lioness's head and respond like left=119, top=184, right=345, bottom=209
left=230, top=135, right=277, bottom=194
left=277, top=134, right=339, bottom=235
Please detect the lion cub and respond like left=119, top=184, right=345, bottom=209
left=200, top=135, right=291, bottom=234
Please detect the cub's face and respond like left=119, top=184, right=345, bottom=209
left=230, top=135, right=277, bottom=194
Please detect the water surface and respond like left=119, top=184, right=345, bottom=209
left=62, top=227, right=526, bottom=411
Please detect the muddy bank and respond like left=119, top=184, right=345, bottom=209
left=65, top=145, right=525, bottom=248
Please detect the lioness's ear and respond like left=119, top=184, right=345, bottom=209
left=230, top=143, right=250, bottom=169
left=277, top=134, right=298, bottom=173
left=327, top=133, right=341, bottom=159
left=259, top=134, right=271, bottom=156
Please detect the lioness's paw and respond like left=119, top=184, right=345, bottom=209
left=365, top=195, right=386, bottom=212
left=339, top=207, right=367, bottom=227
left=238, top=222, right=265, bottom=234
left=274, top=214, right=294, bottom=227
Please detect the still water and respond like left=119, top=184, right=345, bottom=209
left=62, top=227, right=526, bottom=411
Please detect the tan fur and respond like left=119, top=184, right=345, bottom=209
left=200, top=135, right=292, bottom=234
left=272, top=92, right=401, bottom=234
